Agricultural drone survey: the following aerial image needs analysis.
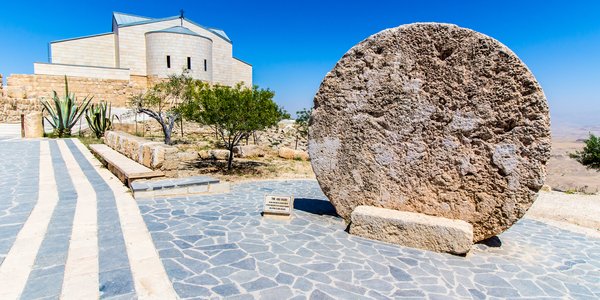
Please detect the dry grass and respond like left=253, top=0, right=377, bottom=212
left=165, top=155, right=315, bottom=182
left=115, top=120, right=314, bottom=182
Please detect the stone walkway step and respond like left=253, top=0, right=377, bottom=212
left=131, top=176, right=230, bottom=199
left=89, top=144, right=164, bottom=187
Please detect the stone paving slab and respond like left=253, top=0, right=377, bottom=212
left=0, top=141, right=39, bottom=265
left=138, top=180, right=600, bottom=299
left=1, top=137, right=599, bottom=299
left=0, top=139, right=175, bottom=299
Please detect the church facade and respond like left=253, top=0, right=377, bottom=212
left=33, top=12, right=252, bottom=86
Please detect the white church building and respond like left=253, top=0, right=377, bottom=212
left=33, top=12, right=252, bottom=86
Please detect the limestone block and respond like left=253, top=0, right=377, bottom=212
left=24, top=112, right=44, bottom=138
left=139, top=141, right=166, bottom=168
left=177, top=151, right=199, bottom=161
left=188, top=184, right=209, bottom=194
left=278, top=147, right=309, bottom=161
left=199, top=150, right=210, bottom=159
left=156, top=147, right=178, bottom=169
left=309, top=23, right=550, bottom=242
left=233, top=145, right=264, bottom=158
left=208, top=182, right=231, bottom=194
left=103, top=131, right=176, bottom=170
left=350, top=206, right=473, bottom=255
left=208, top=149, right=229, bottom=160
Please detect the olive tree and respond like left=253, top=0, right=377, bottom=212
left=182, top=82, right=284, bottom=170
left=294, top=108, right=312, bottom=149
left=129, top=73, right=194, bottom=145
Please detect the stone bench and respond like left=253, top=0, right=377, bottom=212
left=89, top=144, right=164, bottom=186
left=131, top=176, right=230, bottom=199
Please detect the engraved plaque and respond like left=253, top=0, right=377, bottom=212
left=263, top=195, right=294, bottom=216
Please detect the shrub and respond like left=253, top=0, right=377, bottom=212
left=294, top=108, right=312, bottom=149
left=41, top=76, right=92, bottom=137
left=570, top=133, right=600, bottom=170
left=181, top=82, right=284, bottom=170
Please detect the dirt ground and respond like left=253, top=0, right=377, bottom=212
left=546, top=140, right=600, bottom=194
left=527, top=191, right=600, bottom=237
left=165, top=155, right=316, bottom=183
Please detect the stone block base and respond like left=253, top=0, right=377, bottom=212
left=350, top=206, right=473, bottom=255
left=24, top=112, right=44, bottom=138
left=131, top=176, right=230, bottom=199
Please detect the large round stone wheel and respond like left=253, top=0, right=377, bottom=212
left=308, top=23, right=551, bottom=242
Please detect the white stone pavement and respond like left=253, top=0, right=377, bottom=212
left=0, top=124, right=21, bottom=140
left=0, top=139, right=176, bottom=299
left=0, top=135, right=599, bottom=299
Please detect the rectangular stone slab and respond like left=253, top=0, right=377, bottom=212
left=350, top=206, right=473, bottom=255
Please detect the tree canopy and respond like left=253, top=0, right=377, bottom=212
left=570, top=133, right=600, bottom=170
left=181, top=82, right=285, bottom=170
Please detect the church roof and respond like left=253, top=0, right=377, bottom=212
left=146, top=26, right=212, bottom=40
left=112, top=12, right=231, bottom=43
left=113, top=12, right=151, bottom=25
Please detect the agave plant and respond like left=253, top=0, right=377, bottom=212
left=86, top=101, right=118, bottom=138
left=41, top=76, right=92, bottom=137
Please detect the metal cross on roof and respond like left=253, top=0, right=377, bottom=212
left=179, top=9, right=184, bottom=26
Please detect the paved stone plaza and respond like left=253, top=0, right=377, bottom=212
left=0, top=136, right=598, bottom=299
left=139, top=181, right=600, bottom=299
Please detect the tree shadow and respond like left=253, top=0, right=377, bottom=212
left=294, top=198, right=339, bottom=217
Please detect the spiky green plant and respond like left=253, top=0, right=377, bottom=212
left=41, top=76, right=92, bottom=137
left=86, top=101, right=118, bottom=138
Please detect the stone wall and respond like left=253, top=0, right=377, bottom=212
left=104, top=130, right=188, bottom=171
left=6, top=74, right=151, bottom=107
left=0, top=97, right=42, bottom=123
left=146, top=31, right=213, bottom=81
left=51, top=33, right=116, bottom=67
left=232, top=58, right=252, bottom=86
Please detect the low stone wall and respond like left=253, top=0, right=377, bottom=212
left=0, top=97, right=42, bottom=123
left=104, top=131, right=178, bottom=169
left=6, top=74, right=150, bottom=107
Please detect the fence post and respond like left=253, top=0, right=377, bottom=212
left=20, top=114, right=25, bottom=138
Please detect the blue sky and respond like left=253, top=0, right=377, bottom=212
left=1, top=1, right=599, bottom=126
